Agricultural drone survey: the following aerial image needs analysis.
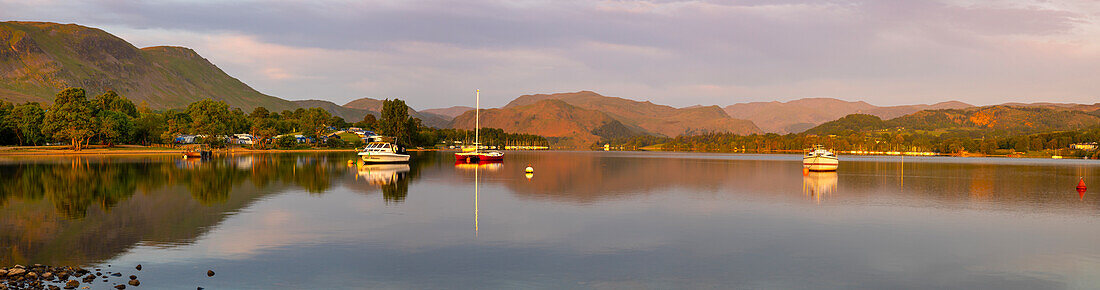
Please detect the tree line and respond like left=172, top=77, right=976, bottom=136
left=605, top=125, right=1100, bottom=158
left=0, top=87, right=548, bottom=150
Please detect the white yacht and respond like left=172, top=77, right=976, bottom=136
left=803, top=145, right=838, bottom=171
left=359, top=141, right=410, bottom=163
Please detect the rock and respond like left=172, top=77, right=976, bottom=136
left=134, top=265, right=141, bottom=271
left=111, top=273, right=122, bottom=277
left=197, top=287, right=204, bottom=290
left=127, top=279, right=139, bottom=286
left=13, top=265, right=24, bottom=269
left=25, top=272, right=37, bottom=279
left=49, top=285, right=61, bottom=290
left=43, top=272, right=54, bottom=279
left=114, top=285, right=126, bottom=289
left=7, top=268, right=26, bottom=276
left=64, top=280, right=79, bottom=289
left=0, top=269, right=7, bottom=276
left=206, top=270, right=214, bottom=277
left=82, top=275, right=95, bottom=283
left=129, top=275, right=136, bottom=280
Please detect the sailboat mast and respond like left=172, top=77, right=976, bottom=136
left=475, top=89, right=480, bottom=147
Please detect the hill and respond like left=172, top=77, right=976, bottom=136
left=452, top=99, right=639, bottom=148
left=723, top=98, right=973, bottom=134
left=342, top=97, right=450, bottom=128
left=506, top=91, right=761, bottom=137
left=0, top=21, right=296, bottom=111
left=421, top=106, right=473, bottom=119
left=806, top=105, right=1100, bottom=136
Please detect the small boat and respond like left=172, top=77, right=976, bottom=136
left=182, top=144, right=211, bottom=159
left=803, top=145, right=838, bottom=171
left=456, top=89, right=504, bottom=163
left=359, top=141, right=410, bottom=163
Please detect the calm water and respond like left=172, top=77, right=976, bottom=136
left=2, top=151, right=1100, bottom=289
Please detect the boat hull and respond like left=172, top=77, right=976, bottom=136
left=455, top=152, right=504, bottom=162
left=803, top=156, right=839, bottom=171
left=359, top=152, right=411, bottom=163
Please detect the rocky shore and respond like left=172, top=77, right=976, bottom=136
left=1, top=264, right=142, bottom=290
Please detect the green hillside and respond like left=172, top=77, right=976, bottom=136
left=0, top=21, right=295, bottom=111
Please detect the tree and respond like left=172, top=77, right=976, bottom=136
left=92, top=90, right=138, bottom=118
left=161, top=109, right=192, bottom=143
left=249, top=107, right=277, bottom=149
left=10, top=103, right=45, bottom=145
left=187, top=99, right=232, bottom=137
left=0, top=101, right=16, bottom=145
left=91, top=91, right=138, bottom=146
left=133, top=105, right=165, bottom=145
left=299, top=107, right=332, bottom=141
left=10, top=103, right=44, bottom=146
left=355, top=114, right=378, bottom=131
left=42, top=88, right=97, bottom=150
left=380, top=99, right=413, bottom=145
left=98, top=110, right=133, bottom=146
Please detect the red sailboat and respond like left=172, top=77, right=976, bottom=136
left=456, top=89, right=504, bottom=163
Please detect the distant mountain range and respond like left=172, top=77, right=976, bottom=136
left=503, top=91, right=761, bottom=137
left=723, top=98, right=973, bottom=134
left=3, top=21, right=1098, bottom=147
left=805, top=105, right=1100, bottom=136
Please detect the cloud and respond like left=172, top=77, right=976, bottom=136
left=3, top=0, right=1100, bottom=107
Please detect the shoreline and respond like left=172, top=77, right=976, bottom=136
left=0, top=146, right=1091, bottom=159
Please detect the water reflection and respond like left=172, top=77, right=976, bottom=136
left=802, top=171, right=838, bottom=204
left=0, top=153, right=355, bottom=265
left=1, top=151, right=1099, bottom=288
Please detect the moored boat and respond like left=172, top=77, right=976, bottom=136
left=803, top=145, right=838, bottom=171
left=359, top=141, right=410, bottom=163
left=182, top=144, right=211, bottom=159
left=456, top=89, right=504, bottom=163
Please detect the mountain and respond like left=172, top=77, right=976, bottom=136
left=342, top=97, right=450, bottom=128
left=723, top=98, right=973, bottom=134
left=452, top=99, right=639, bottom=148
left=421, top=106, right=473, bottom=119
left=291, top=99, right=372, bottom=122
left=0, top=21, right=296, bottom=111
left=506, top=91, right=761, bottom=137
left=805, top=105, right=1100, bottom=135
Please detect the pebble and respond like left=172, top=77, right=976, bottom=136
left=111, top=273, right=122, bottom=277
left=114, top=284, right=126, bottom=289
left=135, top=265, right=142, bottom=271
left=7, top=268, right=25, bottom=276
left=49, top=285, right=61, bottom=290
left=129, top=275, right=136, bottom=280
left=128, top=279, right=140, bottom=286
left=206, top=270, right=215, bottom=277
left=65, top=280, right=79, bottom=289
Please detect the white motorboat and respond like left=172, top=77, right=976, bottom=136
left=803, top=145, right=838, bottom=171
left=359, top=141, right=410, bottom=163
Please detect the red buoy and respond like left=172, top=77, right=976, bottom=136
left=1078, top=178, right=1088, bottom=192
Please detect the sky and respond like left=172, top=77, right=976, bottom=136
left=3, top=0, right=1100, bottom=109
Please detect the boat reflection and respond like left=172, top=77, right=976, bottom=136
left=355, top=164, right=410, bottom=185
left=454, top=160, right=503, bottom=172
left=802, top=171, right=838, bottom=204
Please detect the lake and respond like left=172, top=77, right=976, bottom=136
left=2, top=151, right=1099, bottom=289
